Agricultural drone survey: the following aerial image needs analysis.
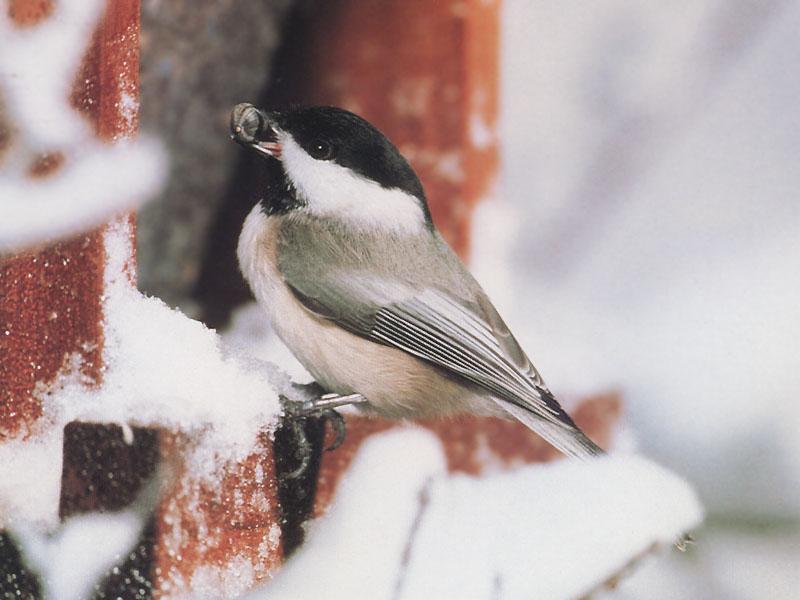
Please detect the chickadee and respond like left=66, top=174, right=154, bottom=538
left=232, top=103, right=603, bottom=459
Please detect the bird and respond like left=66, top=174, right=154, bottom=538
left=231, top=103, right=603, bottom=459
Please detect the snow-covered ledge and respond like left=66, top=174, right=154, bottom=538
left=0, top=219, right=285, bottom=529
left=246, top=429, right=703, bottom=600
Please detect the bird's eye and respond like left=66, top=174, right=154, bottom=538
left=308, top=139, right=335, bottom=161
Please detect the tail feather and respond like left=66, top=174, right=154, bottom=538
left=499, top=400, right=605, bottom=460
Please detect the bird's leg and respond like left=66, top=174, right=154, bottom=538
left=279, top=392, right=367, bottom=479
left=282, top=392, right=368, bottom=419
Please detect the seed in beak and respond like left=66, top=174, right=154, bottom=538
left=230, top=103, right=282, bottom=159
left=231, top=103, right=265, bottom=144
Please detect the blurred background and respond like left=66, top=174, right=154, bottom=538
left=495, top=2, right=800, bottom=596
left=499, top=0, right=800, bottom=518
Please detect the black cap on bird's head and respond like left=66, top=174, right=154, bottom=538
left=231, top=104, right=431, bottom=226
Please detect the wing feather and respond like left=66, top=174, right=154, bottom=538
left=380, top=290, right=563, bottom=421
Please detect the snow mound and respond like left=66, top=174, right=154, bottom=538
left=56, top=219, right=284, bottom=475
left=0, top=220, right=285, bottom=529
left=10, top=510, right=144, bottom=600
left=250, top=428, right=703, bottom=600
left=0, top=141, right=166, bottom=253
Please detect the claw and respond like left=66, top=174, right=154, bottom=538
left=279, top=392, right=368, bottom=479
left=285, top=418, right=311, bottom=480
left=279, top=394, right=306, bottom=419
left=321, top=408, right=347, bottom=451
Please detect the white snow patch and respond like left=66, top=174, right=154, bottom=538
left=52, top=219, right=284, bottom=476
left=246, top=428, right=702, bottom=600
left=0, top=0, right=104, bottom=148
left=248, top=428, right=448, bottom=600
left=0, top=141, right=166, bottom=252
left=222, top=302, right=313, bottom=385
left=10, top=510, right=144, bottom=600
left=467, top=189, right=519, bottom=316
left=400, top=454, right=702, bottom=599
left=189, top=555, right=257, bottom=600
left=0, top=219, right=286, bottom=532
left=0, top=0, right=166, bottom=254
left=118, top=88, right=138, bottom=131
left=433, top=151, right=465, bottom=184
left=603, top=526, right=800, bottom=600
left=0, top=426, right=65, bottom=529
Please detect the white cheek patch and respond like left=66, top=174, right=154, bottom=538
left=279, top=133, right=426, bottom=234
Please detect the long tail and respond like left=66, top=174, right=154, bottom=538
left=498, top=399, right=605, bottom=460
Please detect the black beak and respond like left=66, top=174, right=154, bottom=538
left=230, top=103, right=282, bottom=159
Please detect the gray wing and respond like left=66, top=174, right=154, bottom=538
left=278, top=220, right=602, bottom=458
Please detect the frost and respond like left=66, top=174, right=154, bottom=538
left=118, top=89, right=139, bottom=131
left=190, top=555, right=257, bottom=600
left=247, top=428, right=702, bottom=600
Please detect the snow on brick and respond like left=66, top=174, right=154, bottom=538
left=0, top=0, right=166, bottom=253
left=247, top=428, right=703, bottom=600
left=0, top=219, right=285, bottom=530
left=68, top=218, right=283, bottom=475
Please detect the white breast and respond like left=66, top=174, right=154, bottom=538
left=236, top=204, right=491, bottom=419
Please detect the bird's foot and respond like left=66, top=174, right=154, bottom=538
left=282, top=392, right=367, bottom=420
left=280, top=392, right=367, bottom=479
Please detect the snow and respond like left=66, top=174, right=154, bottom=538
left=0, top=0, right=166, bottom=253
left=0, top=426, right=64, bottom=529
left=0, top=142, right=166, bottom=252
left=1, top=5, right=290, bottom=595
left=189, top=555, right=259, bottom=600
left=434, top=152, right=466, bottom=184
left=49, top=219, right=284, bottom=477
left=488, top=1, right=800, bottom=596
left=258, top=429, right=447, bottom=600
left=0, top=0, right=103, bottom=148
left=401, top=455, right=698, bottom=599
left=468, top=190, right=518, bottom=316
left=603, top=525, right=800, bottom=600
left=9, top=510, right=145, bottom=600
left=246, top=428, right=702, bottom=600
left=2, top=0, right=795, bottom=597
left=0, top=219, right=287, bottom=531
left=469, top=112, right=496, bottom=150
